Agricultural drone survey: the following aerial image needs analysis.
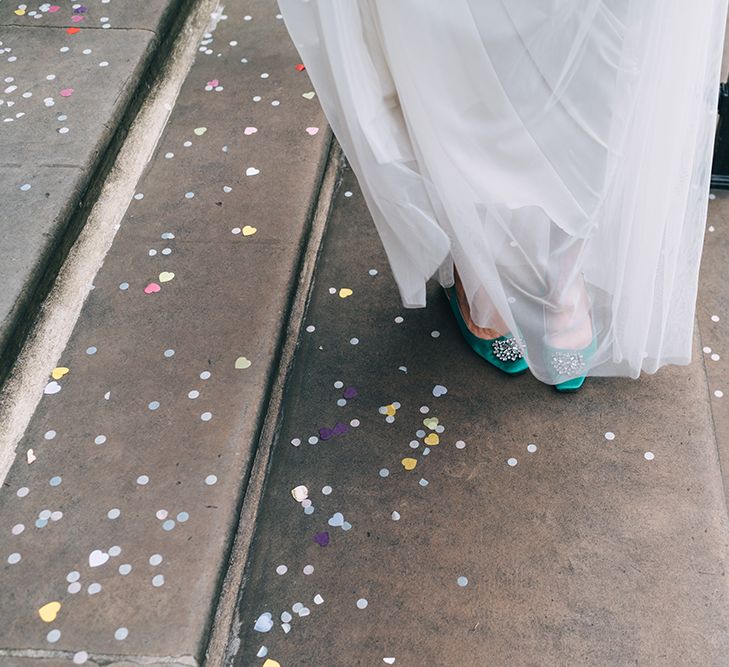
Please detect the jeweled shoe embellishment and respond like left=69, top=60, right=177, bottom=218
left=550, top=350, right=586, bottom=377
left=491, top=337, right=523, bottom=362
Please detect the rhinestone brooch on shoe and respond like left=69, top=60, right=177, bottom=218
left=491, top=337, right=523, bottom=362
left=549, top=350, right=586, bottom=377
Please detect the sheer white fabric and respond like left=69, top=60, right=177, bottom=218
left=277, top=0, right=728, bottom=382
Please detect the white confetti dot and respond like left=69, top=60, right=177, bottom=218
left=108, top=508, right=120, bottom=519
left=276, top=565, right=288, bottom=575
left=356, top=598, right=368, bottom=609
left=711, top=315, right=720, bottom=322
left=715, top=390, right=724, bottom=398
left=200, top=370, right=212, bottom=380
left=72, top=651, right=89, bottom=664
left=86, top=346, right=97, bottom=355
left=152, top=574, right=165, bottom=587
left=419, top=478, right=429, bottom=486
left=391, top=511, right=401, bottom=520
left=205, top=474, right=218, bottom=485
left=527, top=443, right=538, bottom=453
left=11, top=523, right=24, bottom=535
left=303, top=564, right=314, bottom=575
left=604, top=432, right=615, bottom=441
left=67, top=571, right=80, bottom=583
left=394, top=316, right=404, bottom=324
left=149, top=554, right=163, bottom=566
left=95, top=435, right=106, bottom=445
left=188, top=390, right=200, bottom=399
left=136, top=475, right=149, bottom=485
left=379, top=468, right=390, bottom=477
left=455, top=440, right=466, bottom=449
left=148, top=401, right=160, bottom=410
left=457, top=576, right=468, bottom=587
left=201, top=411, right=213, bottom=421
left=291, top=438, right=301, bottom=446
left=7, top=552, right=21, bottom=564
left=46, top=629, right=61, bottom=643
left=308, top=436, right=319, bottom=444
left=88, top=583, right=102, bottom=595
left=322, top=485, right=332, bottom=495
left=344, top=191, right=353, bottom=197
left=306, top=325, right=316, bottom=332
left=431, top=330, right=440, bottom=338
left=507, top=457, right=518, bottom=467
left=350, top=418, right=360, bottom=427
left=644, top=451, right=655, bottom=460
left=114, top=627, right=128, bottom=640
left=350, top=337, right=359, bottom=345
left=44, top=430, right=56, bottom=440
left=119, top=564, right=132, bottom=575
left=17, top=487, right=29, bottom=498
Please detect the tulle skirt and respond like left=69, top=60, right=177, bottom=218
left=276, top=0, right=728, bottom=382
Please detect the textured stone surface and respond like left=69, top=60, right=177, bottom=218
left=233, top=164, right=729, bottom=666
left=0, top=2, right=331, bottom=662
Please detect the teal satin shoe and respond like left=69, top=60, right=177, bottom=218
left=445, top=287, right=528, bottom=375
left=542, top=334, right=597, bottom=392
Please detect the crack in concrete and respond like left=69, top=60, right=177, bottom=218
left=0, top=647, right=197, bottom=666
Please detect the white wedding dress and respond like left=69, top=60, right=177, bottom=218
left=277, top=0, right=728, bottom=383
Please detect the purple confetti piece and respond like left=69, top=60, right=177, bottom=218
left=318, top=427, right=334, bottom=441
left=332, top=422, right=349, bottom=436
left=313, top=531, right=330, bottom=546
left=343, top=386, right=358, bottom=399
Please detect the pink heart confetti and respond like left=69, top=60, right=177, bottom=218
left=144, top=282, right=161, bottom=294
left=49, top=5, right=61, bottom=11
left=206, top=79, right=219, bottom=87
left=59, top=88, right=74, bottom=97
left=71, top=15, right=84, bottom=22
left=244, top=127, right=258, bottom=135
left=305, top=127, right=319, bottom=135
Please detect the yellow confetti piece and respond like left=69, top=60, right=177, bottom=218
left=385, top=404, right=397, bottom=416
left=302, top=91, right=316, bottom=99
left=38, top=601, right=61, bottom=623
left=242, top=225, right=257, bottom=236
left=263, top=660, right=281, bottom=667
left=401, top=457, right=417, bottom=470
left=158, top=271, right=175, bottom=283
left=193, top=127, right=207, bottom=135
left=338, top=288, right=353, bottom=298
left=14, top=9, right=25, bottom=15
left=51, top=367, right=69, bottom=380
left=424, top=433, right=440, bottom=446
left=422, top=417, right=438, bottom=430
left=234, top=356, right=252, bottom=369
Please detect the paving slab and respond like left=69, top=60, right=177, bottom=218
left=0, top=0, right=190, bottom=381
left=699, top=192, right=729, bottom=505
left=233, top=163, right=729, bottom=666
left=0, top=0, right=185, bottom=32
left=0, top=2, right=331, bottom=664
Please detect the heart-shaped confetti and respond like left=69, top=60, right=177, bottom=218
left=302, top=91, right=316, bottom=99
left=401, top=457, right=417, bottom=470
left=254, top=612, right=273, bottom=632
left=319, top=426, right=334, bottom=440
left=158, top=272, right=175, bottom=283
left=306, top=127, right=319, bottom=135
left=38, top=601, right=61, bottom=623
left=432, top=384, right=448, bottom=397
left=244, top=127, right=258, bottom=135
left=89, top=549, right=109, bottom=567
left=291, top=485, right=308, bottom=502
left=423, top=417, right=439, bottom=430
left=49, top=5, right=61, bottom=11
left=242, top=225, right=257, bottom=236
left=44, top=381, right=62, bottom=395
left=424, top=433, right=440, bottom=446
left=332, top=422, right=348, bottom=435
left=246, top=167, right=260, bottom=176
left=383, top=659, right=396, bottom=665
left=338, top=288, right=353, bottom=298
left=313, top=531, right=330, bottom=546
left=27, top=448, right=36, bottom=464
left=328, top=512, right=344, bottom=527
left=295, top=63, right=306, bottom=71
left=14, top=8, right=25, bottom=15
left=144, top=282, right=161, bottom=294
left=193, top=127, right=207, bottom=136
left=66, top=26, right=80, bottom=34
left=207, top=79, right=220, bottom=87
left=263, top=660, right=281, bottom=667
left=384, top=404, right=397, bottom=416
left=235, top=356, right=252, bottom=369
left=59, top=88, right=74, bottom=97
left=343, top=386, right=358, bottom=399
left=51, top=367, right=70, bottom=380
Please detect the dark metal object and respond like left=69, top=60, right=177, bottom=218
left=711, top=82, right=729, bottom=189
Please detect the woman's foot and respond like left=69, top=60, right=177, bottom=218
left=453, top=268, right=508, bottom=340
left=544, top=276, right=593, bottom=349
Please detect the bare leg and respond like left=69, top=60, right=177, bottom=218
left=544, top=231, right=593, bottom=349
left=453, top=266, right=508, bottom=339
